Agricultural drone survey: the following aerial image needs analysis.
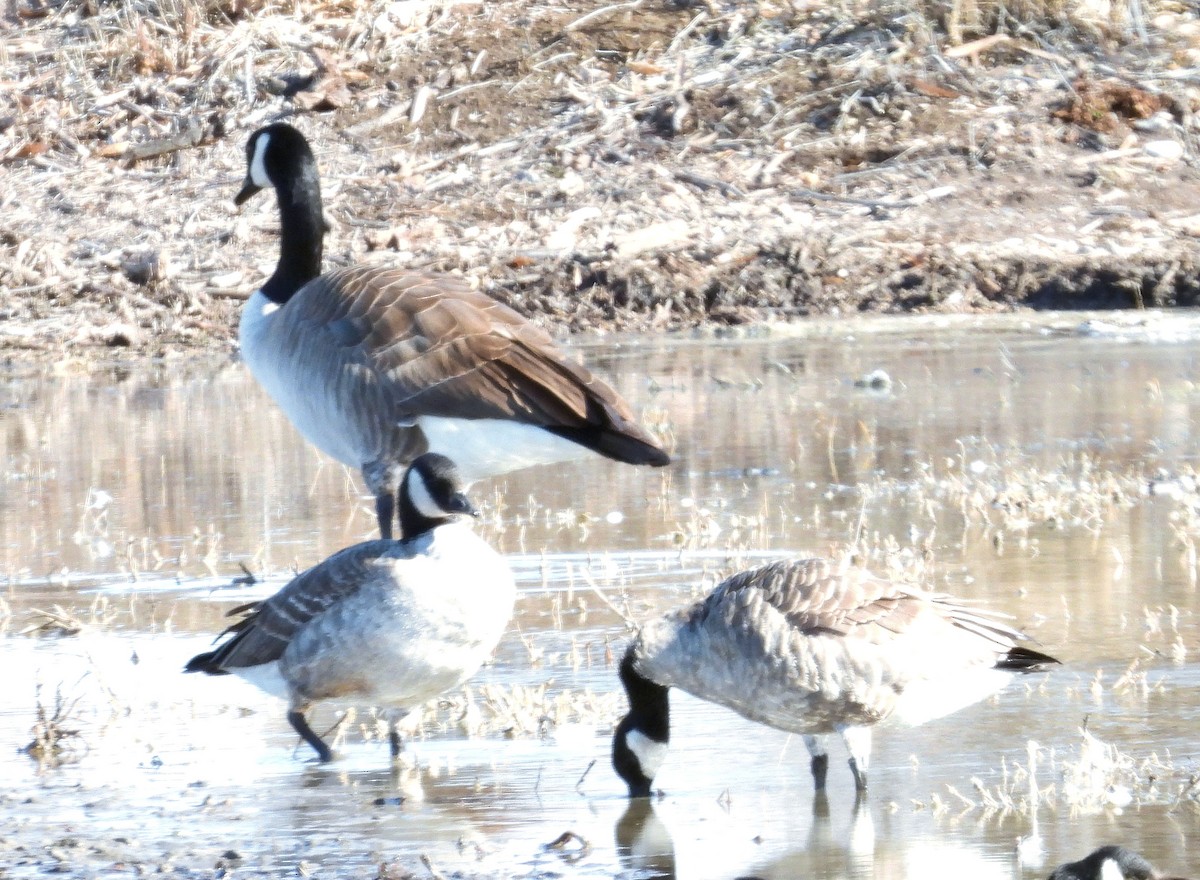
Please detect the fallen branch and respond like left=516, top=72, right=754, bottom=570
left=122, top=120, right=205, bottom=166
left=564, top=0, right=643, bottom=32
left=791, top=185, right=955, bottom=211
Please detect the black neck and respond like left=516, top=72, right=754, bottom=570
left=260, top=164, right=325, bottom=304
left=612, top=646, right=670, bottom=797
left=619, top=647, right=670, bottom=741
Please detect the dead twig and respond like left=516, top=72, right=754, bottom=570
left=672, top=169, right=745, bottom=198
left=790, top=186, right=955, bottom=212
left=542, top=831, right=591, bottom=862
left=23, top=683, right=86, bottom=770
left=21, top=606, right=86, bottom=637
left=564, top=0, right=644, bottom=32
left=121, top=120, right=205, bottom=166
left=575, top=758, right=596, bottom=793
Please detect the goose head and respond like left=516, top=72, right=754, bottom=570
left=612, top=645, right=670, bottom=798
left=398, top=453, right=479, bottom=539
left=235, top=123, right=321, bottom=206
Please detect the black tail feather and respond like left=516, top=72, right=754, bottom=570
left=548, top=425, right=670, bottom=467
left=997, top=645, right=1060, bottom=672
left=184, top=651, right=231, bottom=675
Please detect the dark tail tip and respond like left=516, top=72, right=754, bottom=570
left=184, top=651, right=229, bottom=675
left=621, top=441, right=670, bottom=467
left=999, top=645, right=1061, bottom=672
left=549, top=426, right=671, bottom=467
left=640, top=446, right=671, bottom=467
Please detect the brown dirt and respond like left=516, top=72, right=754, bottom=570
left=4, top=0, right=1200, bottom=362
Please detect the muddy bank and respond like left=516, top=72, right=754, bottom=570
left=4, top=1, right=1200, bottom=357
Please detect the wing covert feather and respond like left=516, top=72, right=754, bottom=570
left=696, top=558, right=1024, bottom=649
left=206, top=540, right=407, bottom=670
left=282, top=266, right=644, bottom=430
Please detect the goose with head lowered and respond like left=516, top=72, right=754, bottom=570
left=233, top=123, right=669, bottom=539
left=185, top=452, right=514, bottom=763
left=612, top=556, right=1060, bottom=798
left=1049, top=846, right=1192, bottom=880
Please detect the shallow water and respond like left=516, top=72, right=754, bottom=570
left=3, top=311, right=1200, bottom=879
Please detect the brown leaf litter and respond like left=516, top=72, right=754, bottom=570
left=3, top=0, right=1200, bottom=361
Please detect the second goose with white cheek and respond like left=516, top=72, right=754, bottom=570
left=185, top=453, right=514, bottom=764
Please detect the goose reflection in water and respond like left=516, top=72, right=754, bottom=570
left=614, top=793, right=875, bottom=880
left=615, top=799, right=676, bottom=880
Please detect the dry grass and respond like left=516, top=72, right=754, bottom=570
left=369, top=682, right=624, bottom=742
left=917, top=728, right=1199, bottom=818
left=917, top=0, right=1136, bottom=41
left=22, top=683, right=87, bottom=769
left=4, top=0, right=1200, bottom=355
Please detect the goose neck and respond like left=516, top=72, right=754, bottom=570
left=260, top=172, right=325, bottom=304
left=619, top=646, right=670, bottom=738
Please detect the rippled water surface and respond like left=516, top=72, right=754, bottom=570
left=3, top=312, right=1200, bottom=879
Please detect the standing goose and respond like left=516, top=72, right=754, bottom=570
left=234, top=123, right=669, bottom=539
left=185, top=453, right=514, bottom=763
left=612, top=557, right=1059, bottom=797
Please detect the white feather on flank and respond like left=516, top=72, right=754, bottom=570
left=232, top=659, right=289, bottom=700
left=889, top=667, right=1013, bottom=727
left=416, top=416, right=591, bottom=483
left=249, top=133, right=272, bottom=188
left=256, top=294, right=279, bottom=317
left=626, top=729, right=669, bottom=780
left=405, top=467, right=444, bottom=519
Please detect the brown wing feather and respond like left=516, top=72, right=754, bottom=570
left=287, top=266, right=665, bottom=457
left=700, top=558, right=1024, bottom=649
left=199, top=540, right=404, bottom=670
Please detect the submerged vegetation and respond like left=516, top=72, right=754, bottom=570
left=22, top=683, right=86, bottom=770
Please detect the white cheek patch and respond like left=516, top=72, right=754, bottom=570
left=626, top=729, right=668, bottom=780
left=249, top=133, right=272, bottom=188
left=1099, top=859, right=1124, bottom=880
left=406, top=469, right=445, bottom=519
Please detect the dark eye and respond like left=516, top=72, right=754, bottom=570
left=446, top=492, right=477, bottom=516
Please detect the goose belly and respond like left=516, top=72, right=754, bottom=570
left=665, top=662, right=887, bottom=735
left=888, top=667, right=1014, bottom=727
left=239, top=291, right=375, bottom=467
left=230, top=659, right=290, bottom=701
